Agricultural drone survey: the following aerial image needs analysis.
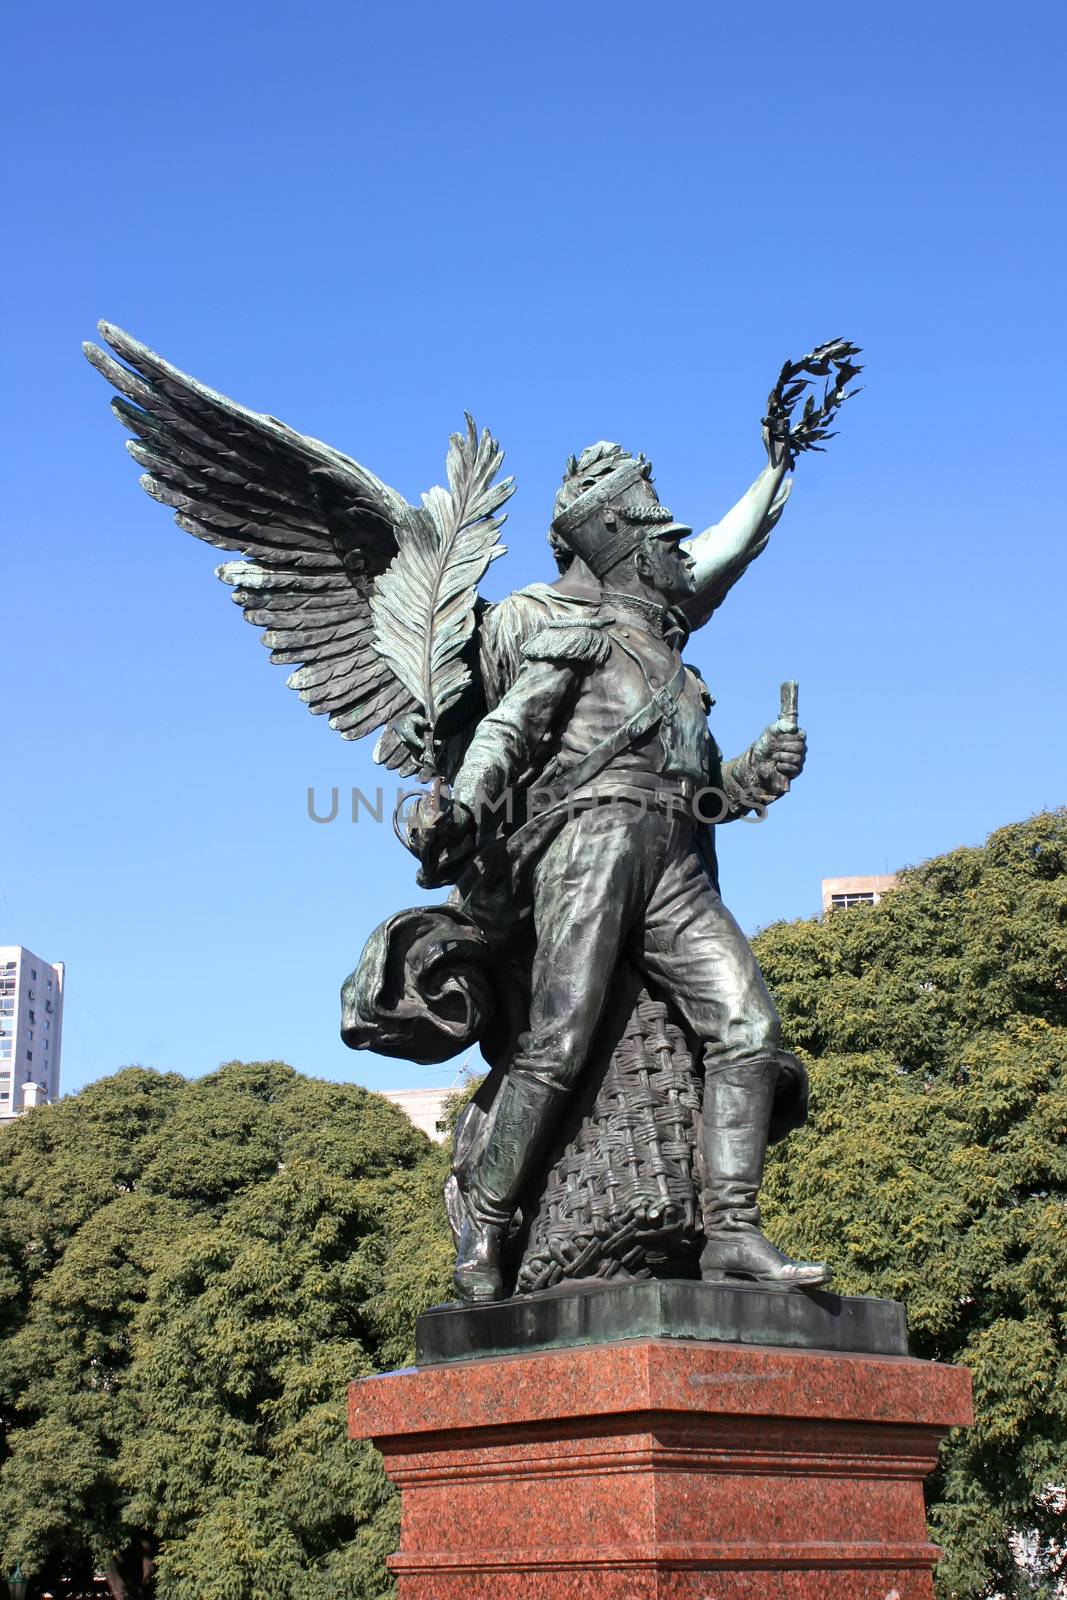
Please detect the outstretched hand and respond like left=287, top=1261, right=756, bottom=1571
left=762, top=414, right=793, bottom=471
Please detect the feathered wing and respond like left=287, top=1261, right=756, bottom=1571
left=84, top=324, right=510, bottom=778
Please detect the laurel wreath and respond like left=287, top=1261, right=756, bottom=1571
left=764, top=338, right=863, bottom=468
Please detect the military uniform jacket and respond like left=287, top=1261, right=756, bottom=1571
left=454, top=588, right=720, bottom=819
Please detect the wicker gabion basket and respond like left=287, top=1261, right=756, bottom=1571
left=516, top=978, right=704, bottom=1293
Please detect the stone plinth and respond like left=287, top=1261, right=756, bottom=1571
left=349, top=1337, right=972, bottom=1599
left=416, top=1279, right=909, bottom=1365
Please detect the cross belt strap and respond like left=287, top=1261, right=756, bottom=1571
left=487, top=659, right=690, bottom=861
left=539, top=660, right=689, bottom=808
left=452, top=660, right=690, bottom=910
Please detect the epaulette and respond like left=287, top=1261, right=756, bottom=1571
left=683, top=662, right=716, bottom=711
left=522, top=618, right=612, bottom=667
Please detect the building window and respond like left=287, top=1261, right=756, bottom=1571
left=46, top=977, right=52, bottom=990
left=26, top=1051, right=32, bottom=1062
left=829, top=892, right=877, bottom=911
left=28, top=1009, right=34, bottom=1023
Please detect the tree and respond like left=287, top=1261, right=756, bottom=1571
left=0, top=1068, right=186, bottom=1596
left=755, top=811, right=1067, bottom=1599
left=0, top=1061, right=454, bottom=1598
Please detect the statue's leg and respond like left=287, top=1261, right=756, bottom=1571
left=639, top=825, right=830, bottom=1288
left=697, top=1063, right=829, bottom=1285
left=455, top=806, right=665, bottom=1302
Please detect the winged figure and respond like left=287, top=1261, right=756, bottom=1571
left=86, top=323, right=861, bottom=1304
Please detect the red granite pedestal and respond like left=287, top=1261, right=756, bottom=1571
left=349, top=1338, right=972, bottom=1599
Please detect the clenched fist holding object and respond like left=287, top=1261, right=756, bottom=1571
left=749, top=680, right=806, bottom=797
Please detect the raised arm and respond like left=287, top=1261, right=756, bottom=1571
left=678, top=338, right=863, bottom=634
left=679, top=449, right=792, bottom=632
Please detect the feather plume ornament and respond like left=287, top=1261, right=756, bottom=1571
left=370, top=416, right=513, bottom=778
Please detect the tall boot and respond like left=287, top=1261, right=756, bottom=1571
left=700, top=1057, right=831, bottom=1288
left=454, top=1071, right=568, bottom=1303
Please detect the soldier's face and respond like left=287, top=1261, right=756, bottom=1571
left=644, top=531, right=696, bottom=602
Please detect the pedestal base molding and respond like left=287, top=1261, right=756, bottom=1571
left=349, top=1337, right=972, bottom=1599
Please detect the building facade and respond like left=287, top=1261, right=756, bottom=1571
left=0, top=945, right=64, bottom=1123
left=820, top=874, right=898, bottom=915
left=380, top=1087, right=451, bottom=1143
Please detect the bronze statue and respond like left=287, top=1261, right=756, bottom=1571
left=85, top=324, right=861, bottom=1304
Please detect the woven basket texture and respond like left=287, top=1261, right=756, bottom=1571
left=517, top=981, right=704, bottom=1292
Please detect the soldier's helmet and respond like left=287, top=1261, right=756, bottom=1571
left=550, top=443, right=691, bottom=579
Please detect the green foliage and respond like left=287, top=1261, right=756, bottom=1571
left=755, top=812, right=1067, bottom=1599
left=0, top=1061, right=454, bottom=1598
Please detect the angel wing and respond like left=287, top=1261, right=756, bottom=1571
left=84, top=323, right=512, bottom=779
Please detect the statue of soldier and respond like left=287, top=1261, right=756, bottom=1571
left=85, top=322, right=860, bottom=1308
left=411, top=444, right=830, bottom=1301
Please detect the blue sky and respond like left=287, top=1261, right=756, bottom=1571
left=2, top=0, right=1064, bottom=1096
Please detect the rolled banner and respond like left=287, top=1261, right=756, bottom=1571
left=778, top=679, right=799, bottom=734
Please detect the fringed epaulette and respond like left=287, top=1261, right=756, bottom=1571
left=522, top=618, right=612, bottom=667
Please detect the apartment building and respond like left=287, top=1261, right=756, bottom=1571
left=0, top=945, right=64, bottom=1122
